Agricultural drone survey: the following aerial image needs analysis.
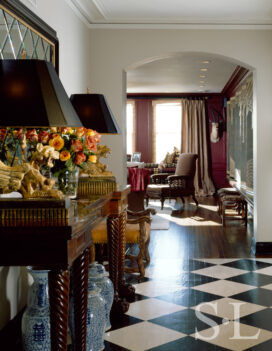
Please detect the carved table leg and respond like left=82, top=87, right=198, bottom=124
left=118, top=210, right=135, bottom=299
left=72, top=248, right=90, bottom=351
left=48, top=269, right=70, bottom=351
left=107, top=215, right=129, bottom=313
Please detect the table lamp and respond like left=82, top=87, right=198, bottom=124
left=0, top=59, right=83, bottom=199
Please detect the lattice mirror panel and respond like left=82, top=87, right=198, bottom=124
left=0, top=4, right=55, bottom=64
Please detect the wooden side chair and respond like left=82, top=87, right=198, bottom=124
left=146, top=153, right=198, bottom=209
left=90, top=208, right=156, bottom=278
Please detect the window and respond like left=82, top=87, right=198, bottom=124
left=153, top=101, right=182, bottom=163
left=126, top=101, right=135, bottom=155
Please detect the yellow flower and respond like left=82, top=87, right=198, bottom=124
left=86, top=129, right=96, bottom=136
left=60, top=150, right=71, bottom=161
left=88, top=155, right=97, bottom=163
left=49, top=136, right=64, bottom=151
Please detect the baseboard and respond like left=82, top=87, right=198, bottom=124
left=0, top=307, right=25, bottom=350
left=255, top=242, right=272, bottom=255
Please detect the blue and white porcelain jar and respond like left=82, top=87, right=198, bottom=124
left=88, top=262, right=114, bottom=331
left=87, top=281, right=106, bottom=351
left=21, top=267, right=50, bottom=351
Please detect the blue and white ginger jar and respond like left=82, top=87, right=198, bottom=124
left=88, top=262, right=114, bottom=331
left=87, top=281, right=106, bottom=351
left=21, top=267, right=50, bottom=351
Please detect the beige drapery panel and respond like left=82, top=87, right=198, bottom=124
left=181, top=99, right=215, bottom=196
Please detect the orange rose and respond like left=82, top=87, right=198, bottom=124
left=76, top=127, right=87, bottom=137
left=26, top=129, right=38, bottom=142
left=13, top=128, right=24, bottom=140
left=0, top=129, right=7, bottom=141
left=71, top=139, right=83, bottom=152
left=38, top=131, right=50, bottom=144
left=60, top=150, right=71, bottom=161
left=49, top=135, right=64, bottom=151
left=75, top=151, right=86, bottom=165
left=85, top=135, right=97, bottom=152
left=88, top=155, right=97, bottom=163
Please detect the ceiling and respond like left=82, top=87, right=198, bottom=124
left=69, top=0, right=272, bottom=26
left=126, top=53, right=237, bottom=93
left=67, top=0, right=263, bottom=93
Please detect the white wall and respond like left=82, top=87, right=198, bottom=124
left=0, top=0, right=91, bottom=330
left=88, top=28, right=272, bottom=245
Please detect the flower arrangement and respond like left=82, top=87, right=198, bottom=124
left=0, top=127, right=101, bottom=196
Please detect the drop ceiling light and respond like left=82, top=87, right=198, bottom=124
left=200, top=75, right=206, bottom=78
left=200, top=68, right=208, bottom=72
left=201, top=60, right=211, bottom=64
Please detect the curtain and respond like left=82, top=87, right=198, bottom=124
left=181, top=99, right=215, bottom=196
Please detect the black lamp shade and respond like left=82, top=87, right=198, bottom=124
left=0, top=60, right=83, bottom=127
left=70, top=94, right=121, bottom=134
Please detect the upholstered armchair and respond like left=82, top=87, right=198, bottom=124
left=146, top=153, right=198, bottom=210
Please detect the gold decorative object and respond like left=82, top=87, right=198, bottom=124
left=78, top=175, right=116, bottom=197
left=0, top=160, right=63, bottom=199
left=81, top=145, right=113, bottom=177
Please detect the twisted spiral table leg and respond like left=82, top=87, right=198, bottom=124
left=48, top=269, right=70, bottom=351
left=107, top=215, right=129, bottom=313
left=72, top=248, right=89, bottom=351
left=118, top=210, right=135, bottom=299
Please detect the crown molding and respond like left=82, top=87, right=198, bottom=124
left=87, top=23, right=272, bottom=30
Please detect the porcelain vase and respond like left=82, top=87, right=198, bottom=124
left=88, top=262, right=114, bottom=331
left=86, top=281, right=107, bottom=351
left=21, top=267, right=51, bottom=351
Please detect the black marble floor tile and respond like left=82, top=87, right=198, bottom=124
left=156, top=288, right=222, bottom=307
left=181, top=259, right=216, bottom=272
left=231, top=288, right=272, bottom=307
left=124, top=273, right=151, bottom=285
left=222, top=259, right=271, bottom=272
left=104, top=340, right=131, bottom=351
left=244, top=339, right=272, bottom=350
left=226, top=272, right=272, bottom=287
left=175, top=272, right=219, bottom=287
left=125, top=292, right=150, bottom=303
left=149, top=309, right=223, bottom=335
left=109, top=314, right=143, bottom=332
left=239, top=308, right=272, bottom=331
left=146, top=336, right=231, bottom=351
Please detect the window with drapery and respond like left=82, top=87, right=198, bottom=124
left=126, top=100, right=136, bottom=155
left=152, top=100, right=182, bottom=163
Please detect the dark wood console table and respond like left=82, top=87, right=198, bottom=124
left=0, top=185, right=131, bottom=351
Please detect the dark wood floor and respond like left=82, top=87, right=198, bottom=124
left=148, top=196, right=256, bottom=260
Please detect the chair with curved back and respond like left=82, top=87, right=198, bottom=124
left=146, top=153, right=198, bottom=209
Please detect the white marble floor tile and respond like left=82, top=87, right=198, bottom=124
left=191, top=321, right=272, bottom=351
left=255, top=266, right=272, bottom=276
left=126, top=298, right=187, bottom=320
left=191, top=297, right=266, bottom=320
left=192, top=280, right=255, bottom=297
left=104, top=321, right=186, bottom=351
left=134, top=280, right=187, bottom=298
left=193, top=258, right=239, bottom=265
left=192, top=265, right=248, bottom=280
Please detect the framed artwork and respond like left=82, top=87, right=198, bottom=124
left=127, top=154, right=132, bottom=161
left=132, top=152, right=141, bottom=162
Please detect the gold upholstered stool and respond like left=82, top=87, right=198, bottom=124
left=91, top=208, right=156, bottom=277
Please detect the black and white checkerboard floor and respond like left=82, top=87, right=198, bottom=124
left=104, top=258, right=272, bottom=351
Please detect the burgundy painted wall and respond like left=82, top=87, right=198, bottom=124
left=135, top=99, right=153, bottom=163
left=129, top=95, right=230, bottom=188
left=206, top=96, right=229, bottom=188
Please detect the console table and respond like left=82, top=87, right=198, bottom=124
left=0, top=185, right=131, bottom=351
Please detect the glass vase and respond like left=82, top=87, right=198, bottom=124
left=54, top=168, right=79, bottom=199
